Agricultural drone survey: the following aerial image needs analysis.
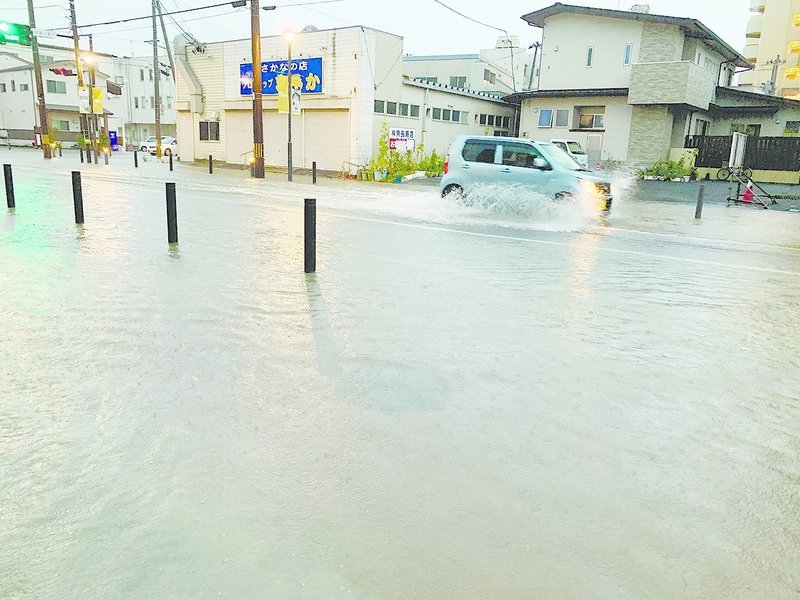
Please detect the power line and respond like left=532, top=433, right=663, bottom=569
left=431, top=0, right=517, bottom=92
left=53, top=0, right=346, bottom=31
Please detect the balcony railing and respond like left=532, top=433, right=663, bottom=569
left=746, top=13, right=763, bottom=38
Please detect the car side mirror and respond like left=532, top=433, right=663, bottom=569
left=533, top=157, right=550, bottom=170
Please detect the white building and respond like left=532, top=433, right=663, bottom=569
left=507, top=4, right=753, bottom=166
left=0, top=42, right=175, bottom=148
left=174, top=26, right=516, bottom=172
left=402, top=36, right=536, bottom=95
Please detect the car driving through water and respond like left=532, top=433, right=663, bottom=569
left=440, top=136, right=612, bottom=213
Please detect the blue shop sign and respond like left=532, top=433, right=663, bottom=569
left=240, top=57, right=323, bottom=96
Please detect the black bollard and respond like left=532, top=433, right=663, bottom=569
left=208, top=155, right=213, bottom=174
left=695, top=184, right=704, bottom=219
left=71, top=171, right=84, bottom=224
left=312, top=161, right=317, bottom=184
left=58, top=147, right=63, bottom=158
left=166, top=183, right=178, bottom=244
left=3, top=164, right=14, bottom=209
left=169, top=152, right=173, bottom=172
left=304, top=198, right=316, bottom=273
left=134, top=150, right=138, bottom=168
left=80, top=148, right=84, bottom=163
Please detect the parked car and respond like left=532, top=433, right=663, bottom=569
left=140, top=136, right=178, bottom=156
left=550, top=138, right=589, bottom=168
left=440, top=135, right=612, bottom=213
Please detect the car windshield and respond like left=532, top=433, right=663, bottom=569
left=567, top=141, right=586, bottom=155
left=540, top=143, right=584, bottom=171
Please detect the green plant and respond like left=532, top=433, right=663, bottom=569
left=75, top=133, right=87, bottom=151
left=367, top=122, right=446, bottom=181
left=637, top=154, right=695, bottom=180
left=97, top=129, right=110, bottom=150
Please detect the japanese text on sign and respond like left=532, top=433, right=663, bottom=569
left=389, top=128, right=416, bottom=151
left=240, top=57, right=323, bottom=96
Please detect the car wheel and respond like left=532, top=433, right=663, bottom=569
left=442, top=184, right=464, bottom=198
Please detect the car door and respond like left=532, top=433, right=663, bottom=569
left=498, top=141, right=554, bottom=194
left=459, top=139, right=501, bottom=191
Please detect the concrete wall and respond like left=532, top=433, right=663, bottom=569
left=518, top=95, right=632, bottom=161
left=628, top=104, right=674, bottom=164
left=538, top=13, right=643, bottom=90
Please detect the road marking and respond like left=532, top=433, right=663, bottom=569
left=598, top=225, right=800, bottom=253
left=333, top=214, right=800, bottom=277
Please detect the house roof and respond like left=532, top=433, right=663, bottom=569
left=46, top=103, right=113, bottom=116
left=713, top=85, right=800, bottom=111
left=403, top=54, right=481, bottom=62
left=404, top=77, right=512, bottom=103
left=521, top=3, right=751, bottom=69
left=504, top=87, right=629, bottom=103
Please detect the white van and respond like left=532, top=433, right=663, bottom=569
left=550, top=139, right=589, bottom=168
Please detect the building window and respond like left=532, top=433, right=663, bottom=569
left=11, top=81, right=15, bottom=92
left=0, top=83, right=6, bottom=93
left=451, top=110, right=460, bottom=122
left=586, top=47, right=594, bottom=68
left=46, top=80, right=66, bottom=94
left=487, top=115, right=495, bottom=126
left=150, top=96, right=155, bottom=108
left=149, top=69, right=153, bottom=81
left=479, top=114, right=487, bottom=125
left=410, top=104, right=420, bottom=117
left=442, top=108, right=451, bottom=121
left=374, top=100, right=384, bottom=113
left=386, top=101, right=397, bottom=115
left=399, top=103, right=409, bottom=116
left=134, top=97, right=139, bottom=108
left=555, top=109, right=569, bottom=128
left=199, top=121, right=220, bottom=141
left=42, top=55, right=54, bottom=63
left=449, top=76, right=467, bottom=88
left=785, top=120, right=800, bottom=134
left=418, top=76, right=437, bottom=84
left=20, top=83, right=29, bottom=91
left=54, top=119, right=70, bottom=131
left=538, top=108, right=554, bottom=128
left=502, top=116, right=510, bottom=128
left=167, top=96, right=172, bottom=109
left=141, top=96, right=146, bottom=108
left=483, top=69, right=496, bottom=84
left=624, top=43, right=632, bottom=66
left=432, top=107, right=441, bottom=120
left=140, top=69, right=145, bottom=81
left=579, top=113, right=604, bottom=129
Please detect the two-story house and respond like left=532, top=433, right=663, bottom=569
left=506, top=3, right=755, bottom=166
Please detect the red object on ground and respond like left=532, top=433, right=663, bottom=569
left=743, top=183, right=754, bottom=203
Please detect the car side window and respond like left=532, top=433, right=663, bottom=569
left=462, top=140, right=498, bottom=164
left=501, top=143, right=543, bottom=169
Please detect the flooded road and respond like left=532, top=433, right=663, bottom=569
left=2, top=150, right=800, bottom=599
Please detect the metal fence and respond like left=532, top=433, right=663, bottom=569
left=686, top=135, right=800, bottom=171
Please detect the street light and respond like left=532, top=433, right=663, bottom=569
left=284, top=30, right=295, bottom=182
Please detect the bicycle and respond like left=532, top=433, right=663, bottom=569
left=717, top=165, right=753, bottom=181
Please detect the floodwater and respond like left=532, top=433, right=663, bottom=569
left=1, top=149, right=800, bottom=599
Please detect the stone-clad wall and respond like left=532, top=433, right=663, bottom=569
left=627, top=105, right=674, bottom=165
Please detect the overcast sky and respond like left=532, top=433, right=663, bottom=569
left=4, top=0, right=750, bottom=58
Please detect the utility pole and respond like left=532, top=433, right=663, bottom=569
left=88, top=34, right=98, bottom=164
left=251, top=0, right=265, bottom=178
left=156, top=1, right=175, bottom=81
left=68, top=0, right=89, bottom=157
left=27, top=0, right=51, bottom=159
left=287, top=33, right=293, bottom=182
left=767, top=54, right=786, bottom=96
left=152, top=0, right=162, bottom=158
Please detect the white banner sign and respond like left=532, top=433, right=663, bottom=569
left=32, top=28, right=58, bottom=39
